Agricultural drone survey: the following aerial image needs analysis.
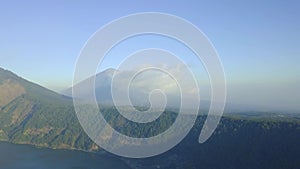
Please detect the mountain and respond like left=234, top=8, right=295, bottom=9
left=64, top=68, right=289, bottom=113
left=63, top=68, right=116, bottom=105
left=0, top=67, right=99, bottom=151
left=63, top=68, right=210, bottom=110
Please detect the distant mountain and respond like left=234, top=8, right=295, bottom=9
left=63, top=68, right=210, bottom=110
left=64, top=68, right=291, bottom=113
left=63, top=68, right=116, bottom=105
left=0, top=67, right=99, bottom=151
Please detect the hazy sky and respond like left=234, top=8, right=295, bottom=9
left=0, top=1, right=299, bottom=112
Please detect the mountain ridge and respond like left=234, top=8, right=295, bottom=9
left=0, top=67, right=99, bottom=151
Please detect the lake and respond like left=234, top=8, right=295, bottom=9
left=0, top=142, right=131, bottom=169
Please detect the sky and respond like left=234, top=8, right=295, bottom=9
left=0, top=0, right=299, bottom=112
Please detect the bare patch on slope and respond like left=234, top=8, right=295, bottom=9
left=0, top=79, right=26, bottom=108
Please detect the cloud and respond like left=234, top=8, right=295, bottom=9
left=109, top=64, right=203, bottom=109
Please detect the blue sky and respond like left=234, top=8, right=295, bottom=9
left=0, top=1, right=299, bottom=111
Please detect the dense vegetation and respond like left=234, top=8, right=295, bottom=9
left=125, top=114, right=300, bottom=169
left=100, top=106, right=177, bottom=138
left=0, top=68, right=97, bottom=151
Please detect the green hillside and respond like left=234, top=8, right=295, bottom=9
left=0, top=67, right=98, bottom=151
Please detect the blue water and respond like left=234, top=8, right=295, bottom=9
left=0, top=142, right=131, bottom=169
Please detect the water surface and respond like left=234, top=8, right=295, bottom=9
left=0, top=142, right=130, bottom=169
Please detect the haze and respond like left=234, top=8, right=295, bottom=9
left=0, top=1, right=299, bottom=112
